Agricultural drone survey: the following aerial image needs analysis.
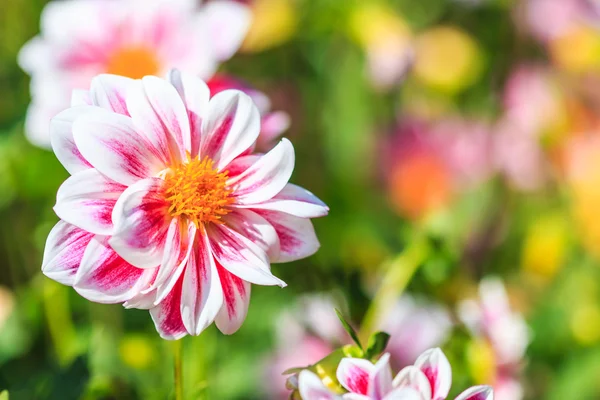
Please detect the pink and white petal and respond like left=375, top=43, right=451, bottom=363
left=223, top=154, right=261, bottom=178
left=256, top=210, right=320, bottom=263
left=200, top=90, right=261, bottom=170
left=71, top=90, right=91, bottom=107
left=42, top=221, right=94, bottom=286
left=167, top=69, right=210, bottom=158
left=153, top=219, right=197, bottom=304
left=124, top=286, right=158, bottom=310
left=54, top=169, right=126, bottom=235
left=414, top=348, right=452, bottom=400
left=180, top=234, right=223, bottom=335
left=392, top=367, right=432, bottom=400
left=242, top=183, right=329, bottom=218
left=223, top=209, right=280, bottom=260
left=202, top=1, right=252, bottom=61
left=383, top=387, right=426, bottom=400
left=90, top=74, right=136, bottom=115
left=298, top=370, right=341, bottom=400
left=74, top=236, right=156, bottom=304
left=127, top=76, right=192, bottom=163
left=336, top=358, right=375, bottom=395
left=343, top=395, right=371, bottom=400
left=150, top=276, right=188, bottom=340
left=214, top=261, right=251, bottom=334
left=50, top=105, right=96, bottom=175
left=369, top=354, right=393, bottom=400
left=454, top=386, right=494, bottom=400
left=110, top=178, right=170, bottom=269
left=208, top=224, right=286, bottom=287
left=72, top=108, right=165, bottom=185
left=228, top=138, right=295, bottom=205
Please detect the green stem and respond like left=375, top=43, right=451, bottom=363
left=359, top=235, right=431, bottom=343
left=174, top=339, right=184, bottom=400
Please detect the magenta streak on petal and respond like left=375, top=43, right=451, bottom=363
left=421, top=367, right=438, bottom=399
left=49, top=227, right=94, bottom=279
left=125, top=190, right=169, bottom=249
left=216, top=261, right=246, bottom=317
left=205, top=114, right=233, bottom=159
left=101, top=136, right=155, bottom=181
left=70, top=143, right=93, bottom=169
left=271, top=221, right=302, bottom=255
left=159, top=276, right=186, bottom=336
left=82, top=199, right=118, bottom=226
left=345, top=367, right=370, bottom=395
left=90, top=249, right=145, bottom=291
left=464, top=394, right=488, bottom=400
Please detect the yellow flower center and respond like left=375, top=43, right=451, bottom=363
left=106, top=46, right=160, bottom=79
left=164, top=158, right=234, bottom=226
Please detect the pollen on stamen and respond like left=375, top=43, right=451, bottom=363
left=163, top=157, right=234, bottom=226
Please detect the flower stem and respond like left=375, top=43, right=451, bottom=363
left=359, top=234, right=431, bottom=343
left=173, top=339, right=184, bottom=400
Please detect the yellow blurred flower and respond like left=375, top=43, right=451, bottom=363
left=571, top=303, right=600, bottom=345
left=242, top=0, right=297, bottom=53
left=550, top=25, right=600, bottom=73
left=521, top=214, right=568, bottom=280
left=466, top=338, right=497, bottom=385
left=413, top=26, right=483, bottom=94
left=119, top=335, right=155, bottom=370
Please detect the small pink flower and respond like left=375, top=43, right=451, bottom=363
left=42, top=71, right=328, bottom=339
left=298, top=349, right=494, bottom=400
left=19, top=0, right=251, bottom=148
left=207, top=74, right=290, bottom=150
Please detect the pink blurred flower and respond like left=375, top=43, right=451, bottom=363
left=41, top=71, right=328, bottom=339
left=523, top=0, right=595, bottom=42
left=19, top=0, right=250, bottom=148
left=298, top=349, right=494, bottom=400
left=376, top=297, right=453, bottom=370
left=207, top=75, right=290, bottom=150
left=458, top=278, right=529, bottom=400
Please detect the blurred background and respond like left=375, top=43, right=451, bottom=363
left=2, top=0, right=600, bottom=398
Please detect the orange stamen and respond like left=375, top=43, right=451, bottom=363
left=164, top=157, right=234, bottom=226
left=106, top=46, right=160, bottom=79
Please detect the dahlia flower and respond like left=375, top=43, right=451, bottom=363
left=19, top=0, right=250, bottom=148
left=298, top=349, right=494, bottom=400
left=41, top=71, right=328, bottom=339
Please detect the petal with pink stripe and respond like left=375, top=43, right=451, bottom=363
left=383, top=387, right=426, bottom=400
left=50, top=105, right=95, bottom=175
left=167, top=70, right=210, bottom=158
left=90, top=74, right=135, bottom=116
left=298, top=370, right=341, bottom=400
left=241, top=183, right=329, bottom=218
left=228, top=138, right=294, bottom=205
left=414, top=348, right=452, bottom=400
left=54, top=169, right=126, bottom=235
left=74, top=236, right=156, bottom=304
left=208, top=224, right=285, bottom=287
left=454, top=386, right=494, bottom=400
left=256, top=210, right=320, bottom=263
left=392, top=366, right=432, bottom=400
left=337, top=358, right=374, bottom=395
left=180, top=233, right=223, bottom=335
left=150, top=275, right=188, bottom=340
left=73, top=108, right=165, bottom=185
left=222, top=209, right=280, bottom=260
left=369, top=354, right=393, bottom=400
left=200, top=90, right=261, bottom=170
left=127, top=76, right=192, bottom=164
left=110, top=178, right=170, bottom=269
left=215, top=261, right=250, bottom=334
left=42, top=221, right=94, bottom=286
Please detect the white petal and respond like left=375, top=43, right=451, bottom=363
left=207, top=224, right=285, bottom=287
left=214, top=262, right=251, bottom=334
left=336, top=358, right=374, bottom=395
left=392, top=366, right=431, bottom=400
left=167, top=69, right=210, bottom=158
left=202, top=1, right=251, bottom=61
left=256, top=210, right=320, bottom=263
left=50, top=105, right=96, bottom=175
left=149, top=276, right=188, bottom=340
left=228, top=138, right=295, bottom=205
left=242, top=183, right=329, bottom=218
left=383, top=388, right=426, bottom=400
left=298, top=370, right=340, bottom=400
left=54, top=169, right=126, bottom=235
left=223, top=209, right=280, bottom=260
left=110, top=178, right=170, bottom=269
left=180, top=233, right=223, bottom=335
left=200, top=90, right=261, bottom=170
left=42, top=221, right=94, bottom=286
left=370, top=354, right=393, bottom=400
left=74, top=236, right=156, bottom=304
left=90, top=74, right=136, bottom=115
left=414, top=348, right=452, bottom=400
left=454, top=386, right=494, bottom=400
left=72, top=107, right=164, bottom=185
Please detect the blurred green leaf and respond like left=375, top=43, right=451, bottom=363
left=335, top=309, right=362, bottom=351
left=364, top=332, right=390, bottom=361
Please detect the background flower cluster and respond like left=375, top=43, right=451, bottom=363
left=1, top=0, right=600, bottom=398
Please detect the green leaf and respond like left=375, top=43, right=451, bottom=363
left=335, top=309, right=363, bottom=351
left=364, top=332, right=391, bottom=361
left=0, top=390, right=8, bottom=400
